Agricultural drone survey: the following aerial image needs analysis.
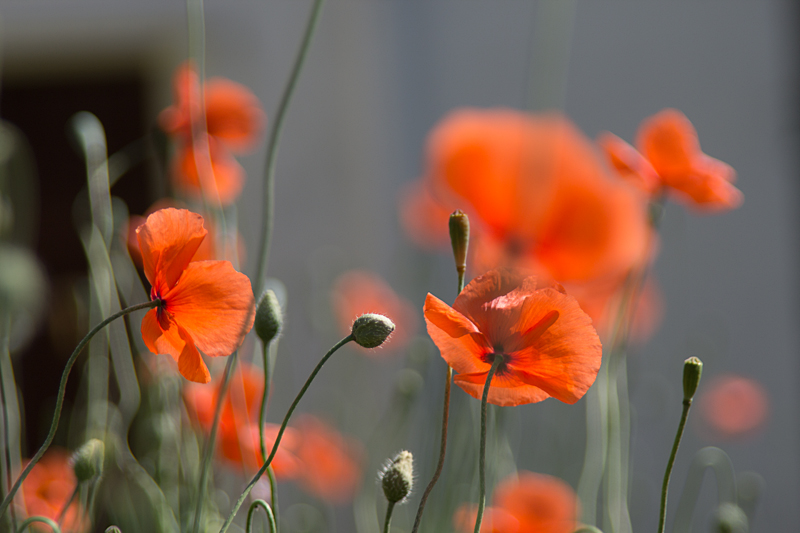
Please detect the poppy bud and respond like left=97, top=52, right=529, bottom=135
left=683, top=356, right=703, bottom=401
left=449, top=210, right=470, bottom=276
left=72, top=438, right=105, bottom=482
left=713, top=502, right=748, bottom=533
left=351, top=313, right=395, bottom=348
left=380, top=450, right=413, bottom=504
left=255, top=289, right=283, bottom=344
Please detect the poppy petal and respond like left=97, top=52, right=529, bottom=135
left=204, top=78, right=265, bottom=152
left=137, top=208, right=207, bottom=288
left=455, top=370, right=551, bottom=407
left=175, top=325, right=211, bottom=383
left=163, top=260, right=255, bottom=357
left=173, top=137, right=245, bottom=205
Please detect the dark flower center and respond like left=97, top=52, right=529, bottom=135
left=481, top=351, right=509, bottom=375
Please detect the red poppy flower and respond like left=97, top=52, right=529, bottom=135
left=16, top=449, right=89, bottom=533
left=697, top=374, right=768, bottom=439
left=172, top=135, right=246, bottom=205
left=424, top=269, right=602, bottom=407
left=423, top=109, right=649, bottom=283
left=331, top=270, right=418, bottom=353
left=293, top=415, right=364, bottom=504
left=138, top=208, right=255, bottom=383
left=454, top=471, right=579, bottom=533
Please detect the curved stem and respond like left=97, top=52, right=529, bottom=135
left=15, top=516, right=62, bottom=533
left=246, top=499, right=276, bottom=533
left=383, top=501, right=396, bottom=533
left=0, top=299, right=159, bottom=520
left=255, top=0, right=326, bottom=293
left=473, top=356, right=503, bottom=533
left=219, top=335, right=354, bottom=533
left=658, top=399, right=692, bottom=533
left=192, top=351, right=239, bottom=533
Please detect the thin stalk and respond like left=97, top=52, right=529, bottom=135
left=255, top=0, right=326, bottom=293
left=258, top=341, right=279, bottom=525
left=0, top=299, right=159, bottom=520
left=410, top=266, right=466, bottom=533
left=0, top=311, right=17, bottom=531
left=658, top=399, right=693, bottom=533
left=383, top=501, right=396, bottom=533
left=56, top=485, right=80, bottom=526
left=191, top=351, right=239, bottom=533
left=219, top=335, right=354, bottom=533
left=15, top=516, right=62, bottom=533
left=473, top=356, right=504, bottom=533
left=246, top=499, right=276, bottom=533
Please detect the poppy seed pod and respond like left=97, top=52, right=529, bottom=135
left=72, top=439, right=105, bottom=482
left=683, top=356, right=703, bottom=401
left=449, top=210, right=470, bottom=275
left=351, top=313, right=395, bottom=348
left=380, top=450, right=413, bottom=504
left=255, top=289, right=283, bottom=344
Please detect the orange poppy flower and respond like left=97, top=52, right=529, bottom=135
left=183, top=363, right=300, bottom=477
left=601, top=109, right=742, bottom=212
left=424, top=269, right=602, bottom=407
left=331, top=270, right=418, bottom=353
left=293, top=415, right=364, bottom=504
left=454, top=471, right=579, bottom=533
left=597, top=132, right=660, bottom=195
left=137, top=208, right=255, bottom=383
left=697, top=374, right=768, bottom=439
left=16, top=449, right=89, bottom=533
left=397, top=179, right=454, bottom=250
left=172, top=135, right=246, bottom=206
left=424, top=109, right=649, bottom=283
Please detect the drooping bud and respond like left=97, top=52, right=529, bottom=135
left=449, top=210, right=470, bottom=277
left=254, top=289, right=283, bottom=344
left=351, top=313, right=395, bottom=348
left=72, top=438, right=105, bottom=482
left=380, top=450, right=413, bottom=504
left=683, top=356, right=703, bottom=401
left=713, top=502, right=748, bottom=533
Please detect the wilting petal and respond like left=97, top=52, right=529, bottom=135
left=137, top=208, right=207, bottom=288
left=204, top=78, right=265, bottom=152
left=163, top=260, right=254, bottom=358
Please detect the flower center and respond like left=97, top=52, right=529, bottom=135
left=481, top=351, right=508, bottom=375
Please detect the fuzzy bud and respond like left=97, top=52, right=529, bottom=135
left=380, top=450, right=413, bottom=504
left=255, top=290, right=283, bottom=345
left=683, top=356, right=703, bottom=401
left=72, top=438, right=105, bottom=482
left=351, top=313, right=395, bottom=348
left=449, top=210, right=470, bottom=276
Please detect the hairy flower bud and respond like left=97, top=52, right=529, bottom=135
left=255, top=289, right=283, bottom=344
left=683, top=356, right=703, bottom=401
left=380, top=450, right=413, bottom=504
left=449, top=210, right=470, bottom=276
left=72, top=438, right=105, bottom=482
left=351, top=313, right=395, bottom=348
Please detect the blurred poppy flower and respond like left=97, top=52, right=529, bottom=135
left=454, top=471, right=579, bottom=533
left=15, top=448, right=89, bottom=533
left=424, top=269, right=602, bottom=407
left=293, top=415, right=364, bottom=504
left=138, top=208, right=255, bottom=383
left=601, top=109, right=743, bottom=212
left=183, top=363, right=300, bottom=477
left=422, top=108, right=649, bottom=283
left=697, top=374, right=768, bottom=439
left=332, top=270, right=418, bottom=353
left=397, top=180, right=454, bottom=250
left=159, top=62, right=264, bottom=205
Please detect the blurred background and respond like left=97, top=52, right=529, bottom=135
left=0, top=1, right=797, bottom=532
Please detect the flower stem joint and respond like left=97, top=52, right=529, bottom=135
left=351, top=313, right=395, bottom=348
left=682, top=356, right=703, bottom=402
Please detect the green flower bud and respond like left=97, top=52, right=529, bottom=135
left=72, top=438, right=105, bottom=482
left=255, top=289, right=283, bottom=344
left=380, top=450, right=413, bottom=504
left=449, top=210, right=470, bottom=275
left=352, top=313, right=395, bottom=348
left=683, top=356, right=703, bottom=401
left=714, top=502, right=748, bottom=533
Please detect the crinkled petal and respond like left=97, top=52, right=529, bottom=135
left=163, top=260, right=255, bottom=357
left=424, top=294, right=492, bottom=375
left=455, top=370, right=551, bottom=407
left=141, top=308, right=210, bottom=383
left=137, top=208, right=207, bottom=287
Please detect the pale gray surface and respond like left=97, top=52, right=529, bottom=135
left=1, top=1, right=797, bottom=531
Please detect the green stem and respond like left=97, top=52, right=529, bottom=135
left=0, top=299, right=159, bottom=520
left=258, top=341, right=279, bottom=529
left=246, top=499, right=276, bottom=533
left=56, top=484, right=80, bottom=526
left=219, top=335, right=354, bottom=533
left=0, top=311, right=17, bottom=531
left=658, top=399, right=692, bottom=533
left=192, top=351, right=239, bottom=533
left=383, top=501, right=396, bottom=533
left=255, top=0, right=326, bottom=293
left=473, top=356, right=504, bottom=533
left=15, top=516, right=62, bottom=533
